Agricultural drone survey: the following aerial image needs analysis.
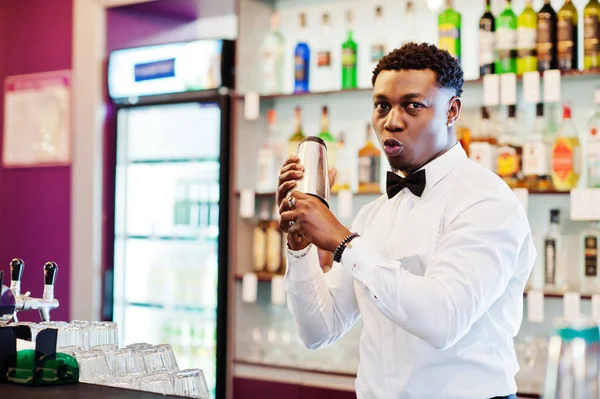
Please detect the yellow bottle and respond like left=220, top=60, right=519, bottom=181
left=288, top=106, right=305, bottom=157
left=551, top=103, right=581, bottom=191
left=357, top=123, right=382, bottom=194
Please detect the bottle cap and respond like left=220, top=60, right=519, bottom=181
left=481, top=106, right=490, bottom=120
left=322, top=12, right=329, bottom=24
left=550, top=209, right=560, bottom=223
left=267, top=109, right=277, bottom=126
left=562, top=102, right=572, bottom=120
left=508, top=104, right=516, bottom=119
left=536, top=103, right=544, bottom=117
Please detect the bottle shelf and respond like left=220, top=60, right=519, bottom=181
left=234, top=69, right=600, bottom=101
left=523, top=290, right=595, bottom=300
left=235, top=189, right=570, bottom=198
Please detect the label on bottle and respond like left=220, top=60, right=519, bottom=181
left=589, top=125, right=600, bottom=187
left=358, top=155, right=380, bottom=184
left=584, top=14, right=600, bottom=56
left=497, top=146, right=519, bottom=177
left=517, top=27, right=537, bottom=58
left=294, top=55, right=307, bottom=81
left=342, top=48, right=357, bottom=68
left=557, top=17, right=576, bottom=65
left=317, top=50, right=331, bottom=67
left=537, top=18, right=553, bottom=62
left=585, top=235, right=598, bottom=277
left=468, top=141, right=495, bottom=171
left=439, top=24, right=460, bottom=60
left=371, top=44, right=386, bottom=63
left=545, top=238, right=557, bottom=285
left=523, top=142, right=548, bottom=176
left=497, top=27, right=517, bottom=60
left=479, top=30, right=495, bottom=66
left=266, top=226, right=282, bottom=272
left=552, top=138, right=574, bottom=180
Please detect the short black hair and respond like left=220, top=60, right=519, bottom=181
left=372, top=43, right=464, bottom=97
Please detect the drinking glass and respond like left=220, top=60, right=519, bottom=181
left=70, top=320, right=91, bottom=349
left=113, top=347, right=147, bottom=377
left=57, top=325, right=85, bottom=349
left=173, top=369, right=211, bottom=399
left=106, top=376, right=141, bottom=390
left=143, top=344, right=178, bottom=373
left=140, top=372, right=174, bottom=395
left=90, top=321, right=118, bottom=348
left=76, top=350, right=111, bottom=384
left=56, top=345, right=83, bottom=358
left=93, top=344, right=119, bottom=374
left=126, top=342, right=152, bottom=351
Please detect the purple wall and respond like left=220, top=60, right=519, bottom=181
left=0, top=0, right=73, bottom=322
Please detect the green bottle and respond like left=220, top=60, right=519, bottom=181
left=317, top=106, right=337, bottom=171
left=341, top=10, right=358, bottom=90
left=517, top=0, right=538, bottom=75
left=438, top=0, right=462, bottom=62
left=557, top=0, right=579, bottom=71
left=496, top=0, right=518, bottom=74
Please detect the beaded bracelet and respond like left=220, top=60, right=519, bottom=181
left=333, top=233, right=360, bottom=263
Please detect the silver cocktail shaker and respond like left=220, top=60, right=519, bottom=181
left=290, top=136, right=330, bottom=207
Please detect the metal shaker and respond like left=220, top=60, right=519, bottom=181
left=292, top=136, right=330, bottom=208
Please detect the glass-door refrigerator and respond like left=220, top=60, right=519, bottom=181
left=105, top=39, right=235, bottom=399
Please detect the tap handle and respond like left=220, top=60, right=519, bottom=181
left=11, top=258, right=24, bottom=282
left=0, top=269, right=4, bottom=286
left=44, top=262, right=58, bottom=286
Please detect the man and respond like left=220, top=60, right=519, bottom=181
left=276, top=43, right=536, bottom=399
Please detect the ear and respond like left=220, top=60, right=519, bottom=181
left=446, top=96, right=462, bottom=128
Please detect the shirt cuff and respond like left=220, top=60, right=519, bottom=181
left=340, top=237, right=386, bottom=283
left=284, top=244, right=322, bottom=283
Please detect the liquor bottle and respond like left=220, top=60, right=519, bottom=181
left=496, top=105, right=522, bottom=188
left=496, top=0, right=518, bottom=74
left=479, top=0, right=496, bottom=76
left=294, top=13, right=310, bottom=94
left=371, top=6, right=386, bottom=67
left=544, top=209, right=566, bottom=292
left=522, top=103, right=553, bottom=191
left=260, top=12, right=285, bottom=94
left=331, top=131, right=351, bottom=193
left=317, top=106, right=337, bottom=172
left=557, top=0, right=579, bottom=70
left=342, top=10, right=358, bottom=90
left=438, top=0, right=462, bottom=62
left=469, top=106, right=497, bottom=172
left=401, top=1, right=419, bottom=46
left=265, top=210, right=282, bottom=274
left=580, top=221, right=600, bottom=294
left=253, top=201, right=270, bottom=272
left=517, top=0, right=538, bottom=75
left=314, top=13, right=335, bottom=92
left=266, top=109, right=285, bottom=174
left=537, top=0, right=558, bottom=71
left=584, top=0, right=600, bottom=70
left=588, top=87, right=600, bottom=187
left=288, top=106, right=305, bottom=157
left=358, top=124, right=382, bottom=194
left=551, top=102, right=581, bottom=191
left=256, top=117, right=276, bottom=194
left=456, top=124, right=472, bottom=158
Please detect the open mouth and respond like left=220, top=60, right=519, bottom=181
left=383, top=138, right=403, bottom=157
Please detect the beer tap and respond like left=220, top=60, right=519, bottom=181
left=0, top=260, right=60, bottom=325
left=9, top=258, right=24, bottom=322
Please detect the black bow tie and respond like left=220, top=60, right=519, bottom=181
left=386, top=169, right=426, bottom=199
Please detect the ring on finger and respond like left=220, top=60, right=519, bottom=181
left=289, top=220, right=295, bottom=227
left=288, top=196, right=296, bottom=209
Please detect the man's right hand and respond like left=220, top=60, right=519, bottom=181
left=276, top=156, right=308, bottom=250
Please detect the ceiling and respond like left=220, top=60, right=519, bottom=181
left=115, top=0, right=235, bottom=21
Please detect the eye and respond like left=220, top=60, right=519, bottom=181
left=406, top=102, right=425, bottom=110
left=374, top=102, right=390, bottom=112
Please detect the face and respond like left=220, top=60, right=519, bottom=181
left=371, top=69, right=461, bottom=174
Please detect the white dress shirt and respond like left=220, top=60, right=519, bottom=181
left=284, top=143, right=536, bottom=399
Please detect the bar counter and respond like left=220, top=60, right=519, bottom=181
left=0, top=383, right=181, bottom=398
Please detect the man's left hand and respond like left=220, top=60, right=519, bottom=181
left=280, top=190, right=351, bottom=253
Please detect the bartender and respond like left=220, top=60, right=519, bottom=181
left=276, top=43, right=536, bottom=399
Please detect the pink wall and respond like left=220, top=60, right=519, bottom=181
left=0, top=0, right=73, bottom=322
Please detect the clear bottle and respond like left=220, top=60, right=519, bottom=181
left=253, top=201, right=269, bottom=272
left=401, top=1, right=419, bottom=46
left=288, top=106, right=305, bottom=157
left=317, top=106, right=337, bottom=171
left=544, top=209, right=566, bottom=292
left=260, top=12, right=285, bottom=94
left=266, top=109, right=285, bottom=175
left=371, top=6, right=387, bottom=73
left=551, top=102, right=581, bottom=191
left=313, top=12, right=335, bottom=92
left=469, top=106, right=497, bottom=172
left=580, top=221, right=600, bottom=294
left=522, top=103, right=552, bottom=192
left=496, top=105, right=522, bottom=188
left=331, top=131, right=351, bottom=193
left=294, top=13, right=310, bottom=94
left=588, top=87, right=600, bottom=188
left=358, top=124, right=382, bottom=194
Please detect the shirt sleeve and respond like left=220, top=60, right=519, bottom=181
left=340, top=193, right=536, bottom=350
left=283, top=205, right=373, bottom=350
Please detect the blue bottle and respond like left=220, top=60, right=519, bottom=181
left=294, top=13, right=310, bottom=93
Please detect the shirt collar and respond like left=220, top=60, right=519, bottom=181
left=393, top=143, right=466, bottom=200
